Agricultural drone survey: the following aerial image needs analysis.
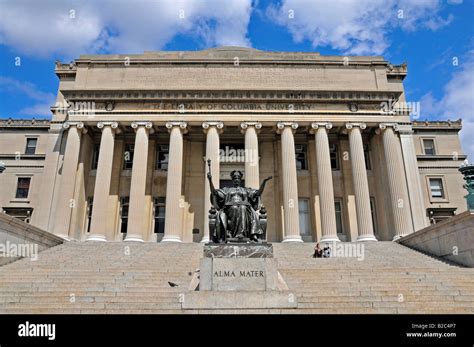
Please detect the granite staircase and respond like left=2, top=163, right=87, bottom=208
left=0, top=241, right=473, bottom=313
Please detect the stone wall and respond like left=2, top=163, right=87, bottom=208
left=0, top=212, right=64, bottom=266
left=397, top=211, right=474, bottom=267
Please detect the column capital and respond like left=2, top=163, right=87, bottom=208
left=63, top=121, right=87, bottom=134
left=166, top=121, right=188, bottom=133
left=202, top=121, right=224, bottom=133
left=310, top=122, right=332, bottom=134
left=377, top=123, right=399, bottom=134
left=131, top=121, right=154, bottom=134
left=395, top=124, right=414, bottom=135
left=240, top=121, right=262, bottom=129
left=276, top=121, right=298, bottom=134
left=97, top=121, right=121, bottom=134
left=345, top=122, right=367, bottom=130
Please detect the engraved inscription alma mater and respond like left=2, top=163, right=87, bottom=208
left=214, top=270, right=265, bottom=278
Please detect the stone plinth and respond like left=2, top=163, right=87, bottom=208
left=182, top=291, right=297, bottom=309
left=185, top=243, right=296, bottom=309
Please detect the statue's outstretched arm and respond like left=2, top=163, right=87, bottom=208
left=257, top=176, right=273, bottom=196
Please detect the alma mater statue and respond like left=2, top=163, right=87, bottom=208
left=207, top=159, right=272, bottom=243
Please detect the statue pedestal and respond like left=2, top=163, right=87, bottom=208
left=181, top=244, right=297, bottom=310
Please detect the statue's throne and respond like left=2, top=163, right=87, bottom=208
left=208, top=204, right=268, bottom=244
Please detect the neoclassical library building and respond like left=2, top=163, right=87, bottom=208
left=0, top=47, right=467, bottom=243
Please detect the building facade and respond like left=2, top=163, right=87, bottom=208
left=0, top=47, right=467, bottom=242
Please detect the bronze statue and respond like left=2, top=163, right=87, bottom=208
left=207, top=159, right=272, bottom=243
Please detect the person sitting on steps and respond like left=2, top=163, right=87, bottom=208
left=313, top=243, right=323, bottom=258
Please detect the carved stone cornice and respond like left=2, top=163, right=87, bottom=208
left=61, top=89, right=402, bottom=104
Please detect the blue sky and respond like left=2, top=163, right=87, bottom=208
left=0, top=0, right=473, bottom=156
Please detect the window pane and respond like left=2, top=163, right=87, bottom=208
left=430, top=179, right=444, bottom=198
left=335, top=201, right=343, bottom=234
left=364, top=145, right=371, bottom=170
left=16, top=178, right=31, bottom=198
left=120, top=197, right=129, bottom=234
left=330, top=144, right=339, bottom=170
left=123, top=144, right=134, bottom=169
left=298, top=199, right=310, bottom=235
left=156, top=145, right=169, bottom=170
left=423, top=139, right=435, bottom=155
left=91, top=145, right=100, bottom=169
left=25, top=138, right=37, bottom=155
left=295, top=145, right=307, bottom=170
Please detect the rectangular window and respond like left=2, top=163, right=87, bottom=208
left=334, top=199, right=344, bottom=234
left=86, top=197, right=93, bottom=233
left=120, top=197, right=129, bottom=234
left=91, top=145, right=100, bottom=170
left=370, top=197, right=377, bottom=234
left=156, top=145, right=169, bottom=170
left=330, top=144, right=340, bottom=170
left=295, top=144, right=308, bottom=170
left=298, top=198, right=311, bottom=235
left=423, top=139, right=436, bottom=155
left=429, top=178, right=444, bottom=198
left=154, top=197, right=166, bottom=233
left=364, top=144, right=371, bottom=170
left=15, top=177, right=31, bottom=199
left=123, top=144, right=134, bottom=169
left=25, top=138, right=37, bottom=155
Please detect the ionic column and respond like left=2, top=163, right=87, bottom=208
left=240, top=122, right=261, bottom=189
left=52, top=122, right=86, bottom=239
left=378, top=123, right=414, bottom=240
left=277, top=122, right=302, bottom=242
left=162, top=121, right=188, bottom=242
left=311, top=122, right=339, bottom=242
left=397, top=124, right=428, bottom=231
left=201, top=121, right=224, bottom=243
left=87, top=122, right=120, bottom=242
left=125, top=121, right=153, bottom=242
left=346, top=123, right=377, bottom=241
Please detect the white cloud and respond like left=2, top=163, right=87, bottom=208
left=419, top=50, right=474, bottom=160
left=0, top=76, right=55, bottom=116
left=267, top=0, right=456, bottom=55
left=0, top=0, right=253, bottom=58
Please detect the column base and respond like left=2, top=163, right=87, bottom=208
left=357, top=234, right=378, bottom=242
left=200, top=236, right=210, bottom=243
left=392, top=234, right=409, bottom=241
left=86, top=234, right=107, bottom=242
left=55, top=234, right=70, bottom=241
left=161, top=235, right=182, bottom=243
left=282, top=235, right=303, bottom=242
left=320, top=235, right=340, bottom=243
left=124, top=234, right=144, bottom=242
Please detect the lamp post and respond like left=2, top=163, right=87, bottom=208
left=458, top=161, right=474, bottom=211
left=0, top=161, right=5, bottom=173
